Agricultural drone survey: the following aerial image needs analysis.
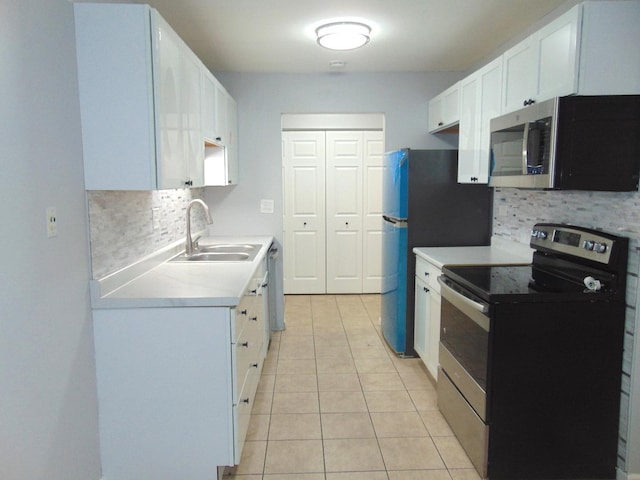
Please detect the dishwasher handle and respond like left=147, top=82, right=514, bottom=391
left=438, top=276, right=490, bottom=332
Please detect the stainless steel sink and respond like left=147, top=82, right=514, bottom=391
left=170, top=244, right=261, bottom=263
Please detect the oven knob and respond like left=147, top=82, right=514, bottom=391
left=538, top=231, right=547, bottom=239
left=584, top=240, right=595, bottom=251
left=594, top=242, right=607, bottom=254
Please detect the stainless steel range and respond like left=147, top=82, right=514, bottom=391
left=437, top=223, right=628, bottom=480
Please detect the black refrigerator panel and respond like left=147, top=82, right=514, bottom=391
left=404, top=150, right=492, bottom=356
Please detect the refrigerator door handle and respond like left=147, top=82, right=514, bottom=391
left=382, top=215, right=408, bottom=228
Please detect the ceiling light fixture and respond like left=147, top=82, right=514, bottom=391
left=316, top=21, right=371, bottom=51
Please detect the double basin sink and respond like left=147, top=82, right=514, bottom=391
left=170, top=244, right=262, bottom=263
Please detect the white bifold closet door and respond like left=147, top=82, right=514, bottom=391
left=283, top=130, right=383, bottom=294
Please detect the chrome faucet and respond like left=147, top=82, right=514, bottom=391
left=185, top=199, right=213, bottom=255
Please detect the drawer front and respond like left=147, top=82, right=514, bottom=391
left=438, top=368, right=488, bottom=478
left=235, top=324, right=262, bottom=398
left=234, top=354, right=263, bottom=462
left=416, top=257, right=442, bottom=293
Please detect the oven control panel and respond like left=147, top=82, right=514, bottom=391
left=530, top=224, right=616, bottom=264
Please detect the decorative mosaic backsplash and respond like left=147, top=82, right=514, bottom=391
left=492, top=187, right=640, bottom=470
left=87, top=188, right=209, bottom=279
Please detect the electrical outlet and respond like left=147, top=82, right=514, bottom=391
left=152, top=207, right=161, bottom=230
left=46, top=207, right=58, bottom=238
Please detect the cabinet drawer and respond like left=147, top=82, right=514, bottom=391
left=235, top=331, right=262, bottom=398
left=234, top=354, right=263, bottom=461
left=415, top=257, right=442, bottom=293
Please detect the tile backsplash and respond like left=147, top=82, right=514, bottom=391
left=87, top=188, right=209, bottom=279
left=493, top=187, right=640, bottom=471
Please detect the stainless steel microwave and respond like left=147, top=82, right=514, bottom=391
left=488, top=95, right=640, bottom=191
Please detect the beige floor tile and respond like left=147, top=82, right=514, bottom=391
left=419, top=410, right=454, bottom=436
left=378, top=437, right=445, bottom=470
left=350, top=345, right=391, bottom=359
left=370, top=411, right=429, bottom=438
left=408, top=388, right=438, bottom=410
left=388, top=470, right=452, bottom=480
left=359, top=372, right=406, bottom=391
left=315, top=343, right=353, bottom=358
left=258, top=374, right=276, bottom=392
left=318, top=372, right=362, bottom=392
left=279, top=336, right=315, bottom=359
left=264, top=439, right=324, bottom=474
left=354, top=356, right=397, bottom=373
left=252, top=390, right=273, bottom=414
left=399, top=370, right=437, bottom=390
left=324, top=438, right=385, bottom=472
left=235, top=440, right=267, bottom=475
left=448, top=468, right=482, bottom=480
left=263, top=474, right=325, bottom=480
left=316, top=354, right=357, bottom=374
left=319, top=390, right=368, bottom=413
left=268, top=413, right=321, bottom=440
left=433, top=436, right=474, bottom=469
left=364, top=390, right=416, bottom=412
left=326, top=472, right=388, bottom=480
left=262, top=355, right=278, bottom=375
left=271, top=391, right=319, bottom=414
left=321, top=412, right=376, bottom=439
left=246, top=414, right=270, bottom=441
left=223, top=474, right=262, bottom=480
left=281, top=323, right=314, bottom=335
left=276, top=358, right=317, bottom=375
left=275, top=374, right=318, bottom=393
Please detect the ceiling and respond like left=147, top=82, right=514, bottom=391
left=74, top=0, right=573, bottom=73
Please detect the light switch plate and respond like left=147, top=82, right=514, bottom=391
left=260, top=199, right=274, bottom=214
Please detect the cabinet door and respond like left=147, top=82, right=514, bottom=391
left=155, top=14, right=188, bottom=189
left=459, top=58, right=502, bottom=184
left=226, top=94, right=238, bottom=185
left=326, top=131, right=363, bottom=294
left=502, top=35, right=538, bottom=113
left=362, top=131, right=384, bottom=293
left=202, top=69, right=217, bottom=143
left=283, top=131, right=327, bottom=294
left=183, top=50, right=204, bottom=187
left=426, top=290, right=441, bottom=380
left=458, top=73, right=481, bottom=183
left=428, top=83, right=460, bottom=132
left=536, top=5, right=580, bottom=101
left=414, top=275, right=429, bottom=360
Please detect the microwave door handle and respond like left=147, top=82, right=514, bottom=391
left=522, top=122, right=530, bottom=174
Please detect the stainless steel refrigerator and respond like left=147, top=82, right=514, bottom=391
left=381, top=149, right=492, bottom=356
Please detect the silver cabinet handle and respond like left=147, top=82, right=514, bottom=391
left=437, top=276, right=490, bottom=332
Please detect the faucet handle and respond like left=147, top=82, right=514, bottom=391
left=192, top=235, right=201, bottom=249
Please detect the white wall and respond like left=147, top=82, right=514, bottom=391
left=0, top=1, right=101, bottom=479
left=206, top=72, right=460, bottom=236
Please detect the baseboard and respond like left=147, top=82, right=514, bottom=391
left=617, top=469, right=640, bottom=480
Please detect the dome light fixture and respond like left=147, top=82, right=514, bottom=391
left=316, top=21, right=371, bottom=51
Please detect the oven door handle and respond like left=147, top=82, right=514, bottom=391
left=438, top=276, right=490, bottom=332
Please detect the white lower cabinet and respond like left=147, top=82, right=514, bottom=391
left=92, top=260, right=268, bottom=479
left=414, top=255, right=442, bottom=380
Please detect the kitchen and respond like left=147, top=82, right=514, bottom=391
left=2, top=1, right=640, bottom=480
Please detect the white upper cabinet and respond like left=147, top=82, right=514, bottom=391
left=502, top=1, right=640, bottom=114
left=155, top=14, right=203, bottom=189
left=75, top=3, right=236, bottom=190
left=428, top=83, right=460, bottom=133
left=204, top=88, right=238, bottom=186
left=502, top=5, right=580, bottom=113
left=458, top=57, right=502, bottom=184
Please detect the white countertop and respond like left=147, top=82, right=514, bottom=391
left=90, top=235, right=274, bottom=309
left=413, top=237, right=533, bottom=269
